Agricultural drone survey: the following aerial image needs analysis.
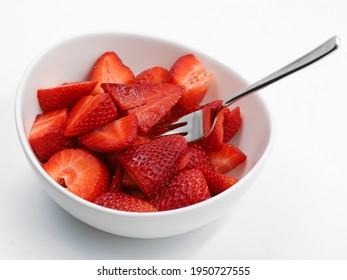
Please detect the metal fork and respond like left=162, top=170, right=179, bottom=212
left=156, top=36, right=340, bottom=142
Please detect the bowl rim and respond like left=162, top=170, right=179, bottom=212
left=14, top=31, right=275, bottom=218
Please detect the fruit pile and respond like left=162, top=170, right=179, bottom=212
left=28, top=51, right=246, bottom=212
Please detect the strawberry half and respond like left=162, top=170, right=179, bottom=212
left=29, top=108, right=75, bottom=162
left=79, top=114, right=138, bottom=153
left=201, top=168, right=238, bottom=196
left=94, top=192, right=157, bottom=212
left=42, top=149, right=110, bottom=201
left=168, top=54, right=213, bottom=106
left=64, top=93, right=117, bottom=137
left=152, top=168, right=211, bottom=211
left=223, top=106, right=242, bottom=142
left=116, top=135, right=187, bottom=199
left=207, top=143, right=247, bottom=174
left=103, top=83, right=183, bottom=133
left=135, top=66, right=169, bottom=84
left=90, top=51, right=135, bottom=94
left=37, top=81, right=97, bottom=112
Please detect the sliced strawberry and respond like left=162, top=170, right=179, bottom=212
left=199, top=108, right=226, bottom=152
left=121, top=170, right=139, bottom=190
left=135, top=66, right=169, bottom=84
left=207, top=143, right=247, bottom=174
left=223, top=106, right=242, bottom=142
left=175, top=151, right=190, bottom=172
left=29, top=109, right=76, bottom=162
left=168, top=54, right=213, bottom=106
left=201, top=168, right=238, bottom=196
left=94, top=192, right=157, bottom=212
left=42, top=149, right=110, bottom=201
left=186, top=143, right=214, bottom=171
left=63, top=93, right=117, bottom=136
left=90, top=52, right=135, bottom=94
left=116, top=135, right=187, bottom=199
left=79, top=114, right=138, bottom=153
left=37, top=81, right=97, bottom=112
left=103, top=83, right=183, bottom=133
left=152, top=168, right=211, bottom=211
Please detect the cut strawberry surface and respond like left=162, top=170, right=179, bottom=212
left=103, top=83, right=183, bottom=133
left=64, top=93, right=118, bottom=137
left=94, top=192, right=157, bottom=212
left=116, top=135, right=187, bottom=199
left=152, top=168, right=211, bottom=211
left=42, top=149, right=110, bottom=201
left=108, top=163, right=123, bottom=193
left=37, top=81, right=97, bottom=112
left=207, top=143, right=247, bottom=174
left=169, top=54, right=213, bottom=106
left=29, top=108, right=75, bottom=162
left=90, top=51, right=135, bottom=94
left=135, top=66, right=169, bottom=84
left=79, top=114, right=138, bottom=153
left=201, top=168, right=238, bottom=196
left=223, top=106, right=242, bottom=142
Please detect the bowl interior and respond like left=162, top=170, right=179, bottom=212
left=15, top=33, right=273, bottom=236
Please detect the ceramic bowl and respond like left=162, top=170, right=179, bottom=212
left=15, top=32, right=274, bottom=238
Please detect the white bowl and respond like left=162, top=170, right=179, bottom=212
left=15, top=32, right=274, bottom=238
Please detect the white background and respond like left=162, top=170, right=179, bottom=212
left=1, top=0, right=347, bottom=260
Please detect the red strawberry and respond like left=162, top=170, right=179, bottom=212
left=186, top=143, right=214, bottom=171
left=168, top=54, right=213, bottom=106
left=121, top=170, right=139, bottom=190
left=90, top=52, right=135, bottom=94
left=223, top=106, right=242, bottom=142
left=108, top=163, right=123, bottom=192
left=207, top=143, right=247, bottom=174
left=94, top=192, right=157, bottom=212
left=116, top=135, right=187, bottom=199
left=29, top=109, right=75, bottom=162
left=37, top=81, right=97, bottom=112
left=199, top=108, right=227, bottom=152
left=152, top=168, right=211, bottom=211
left=42, top=149, right=110, bottom=201
left=102, top=83, right=183, bottom=133
left=135, top=66, right=169, bottom=84
left=64, top=93, right=117, bottom=136
left=200, top=168, right=238, bottom=196
left=79, top=114, right=138, bottom=153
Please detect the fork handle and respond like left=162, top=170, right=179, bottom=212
left=222, top=36, right=340, bottom=107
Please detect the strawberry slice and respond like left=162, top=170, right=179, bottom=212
left=79, top=114, right=138, bottom=153
left=37, top=81, right=97, bottom=112
left=116, top=135, right=187, bottom=199
left=168, top=54, right=213, bottom=106
left=152, top=168, right=211, bottom=211
left=201, top=168, right=238, bottom=196
left=108, top=163, right=123, bottom=193
left=199, top=108, right=226, bottom=152
left=42, top=149, right=110, bottom=201
left=185, top=143, right=215, bottom=171
left=90, top=52, right=135, bottom=94
left=63, top=93, right=117, bottom=136
left=223, top=106, right=242, bottom=142
left=103, top=83, right=183, bottom=133
left=29, top=108, right=75, bottom=162
left=135, top=66, right=169, bottom=84
left=94, top=192, right=157, bottom=212
left=207, top=143, right=247, bottom=174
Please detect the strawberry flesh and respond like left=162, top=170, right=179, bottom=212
left=90, top=51, right=135, bottom=94
left=29, top=108, right=75, bottom=162
left=135, top=66, right=169, bottom=84
left=223, top=106, right=242, bottom=142
left=201, top=168, right=238, bottom=196
left=42, top=149, right=110, bottom=201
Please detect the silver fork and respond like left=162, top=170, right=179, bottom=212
left=156, top=36, right=340, bottom=142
